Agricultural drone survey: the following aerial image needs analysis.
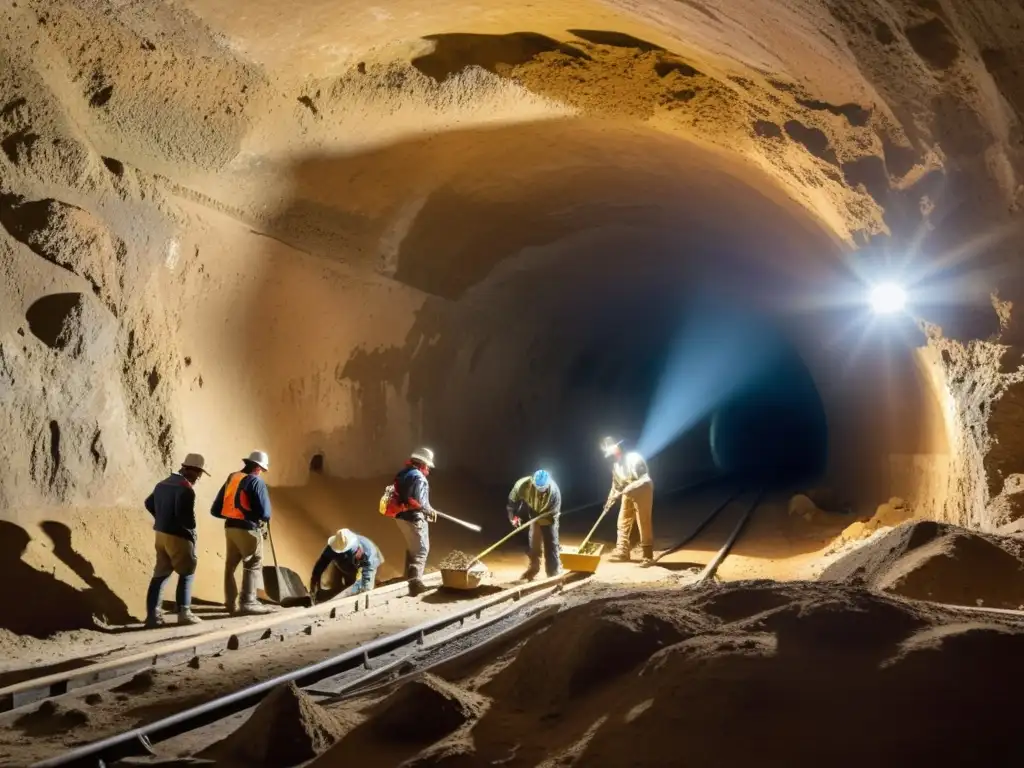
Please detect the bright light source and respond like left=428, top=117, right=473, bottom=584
left=869, top=282, right=906, bottom=315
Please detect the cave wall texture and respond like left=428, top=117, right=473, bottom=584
left=2, top=0, right=1024, bottom=616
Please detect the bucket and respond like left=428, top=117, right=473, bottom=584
left=440, top=562, right=489, bottom=590
left=559, top=542, right=605, bottom=573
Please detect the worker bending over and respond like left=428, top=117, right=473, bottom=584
left=309, top=528, right=384, bottom=603
left=144, top=453, right=210, bottom=627
left=602, top=437, right=656, bottom=566
left=211, top=450, right=273, bottom=615
left=381, top=447, right=438, bottom=597
left=507, top=469, right=563, bottom=580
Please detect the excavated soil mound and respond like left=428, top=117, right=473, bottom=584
left=877, top=532, right=1024, bottom=609
left=481, top=594, right=709, bottom=712
left=821, top=520, right=1024, bottom=608
left=206, top=682, right=349, bottom=766
left=371, top=674, right=485, bottom=744
left=13, top=699, right=90, bottom=737
left=325, top=582, right=1024, bottom=767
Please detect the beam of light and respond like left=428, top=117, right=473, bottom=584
left=636, top=308, right=779, bottom=461
left=869, top=282, right=907, bottom=314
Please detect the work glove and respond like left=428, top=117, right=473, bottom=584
left=425, top=508, right=438, bottom=523
left=510, top=516, right=522, bottom=528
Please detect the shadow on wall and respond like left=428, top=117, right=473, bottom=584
left=0, top=520, right=134, bottom=637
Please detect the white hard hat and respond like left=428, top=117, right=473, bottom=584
left=600, top=437, right=623, bottom=458
left=327, top=528, right=357, bottom=553
left=180, top=453, right=210, bottom=475
left=244, top=450, right=270, bottom=471
left=410, top=446, right=435, bottom=468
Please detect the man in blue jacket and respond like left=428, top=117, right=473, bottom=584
left=211, top=450, right=273, bottom=615
left=144, top=452, right=210, bottom=627
left=391, top=447, right=439, bottom=597
left=308, top=528, right=384, bottom=603
left=507, top=469, right=563, bottom=580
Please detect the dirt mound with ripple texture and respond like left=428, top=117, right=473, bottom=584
left=820, top=520, right=1024, bottom=608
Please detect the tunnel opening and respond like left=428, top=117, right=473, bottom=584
left=309, top=453, right=324, bottom=474
left=710, top=344, right=828, bottom=487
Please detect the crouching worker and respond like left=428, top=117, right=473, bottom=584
left=144, top=453, right=210, bottom=627
left=309, top=528, right=384, bottom=603
left=507, top=469, right=563, bottom=580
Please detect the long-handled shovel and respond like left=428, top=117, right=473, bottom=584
left=262, top=523, right=313, bottom=608
left=576, top=492, right=620, bottom=553
left=433, top=509, right=483, bottom=533
left=465, top=510, right=556, bottom=567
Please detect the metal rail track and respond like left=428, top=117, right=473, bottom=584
left=0, top=572, right=447, bottom=714
left=32, top=483, right=758, bottom=767
left=3, top=476, right=728, bottom=712
left=33, top=571, right=586, bottom=768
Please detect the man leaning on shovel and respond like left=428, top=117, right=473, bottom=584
left=507, top=469, right=563, bottom=580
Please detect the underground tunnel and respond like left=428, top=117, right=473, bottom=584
left=3, top=2, right=1024, bottom=764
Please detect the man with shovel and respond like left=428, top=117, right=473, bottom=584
left=211, top=450, right=274, bottom=615
left=601, top=437, right=656, bottom=567
left=507, top=469, right=563, bottom=580
left=388, top=447, right=439, bottom=597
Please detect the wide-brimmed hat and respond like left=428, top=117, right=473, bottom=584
left=327, top=528, right=357, bottom=553
left=181, top=453, right=211, bottom=475
left=244, top=450, right=270, bottom=471
left=410, top=446, right=435, bottom=468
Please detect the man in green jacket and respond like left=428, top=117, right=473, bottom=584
left=507, top=469, right=563, bottom=580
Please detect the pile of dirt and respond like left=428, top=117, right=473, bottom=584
left=820, top=520, right=1024, bottom=608
left=13, top=699, right=89, bottom=737
left=438, top=551, right=478, bottom=571
left=328, top=582, right=1024, bottom=767
left=370, top=674, right=485, bottom=743
left=481, top=594, right=710, bottom=713
left=206, top=682, right=349, bottom=766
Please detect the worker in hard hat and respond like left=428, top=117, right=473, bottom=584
left=507, top=469, right=563, bottom=580
left=309, top=528, right=385, bottom=603
left=211, top=450, right=274, bottom=615
left=384, top=447, right=439, bottom=597
left=601, top=437, right=655, bottom=566
left=143, top=452, right=210, bottom=627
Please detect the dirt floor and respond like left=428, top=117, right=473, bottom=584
left=0, top=486, right=936, bottom=766
left=281, top=581, right=1024, bottom=767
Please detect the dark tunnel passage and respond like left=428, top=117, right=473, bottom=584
left=710, top=341, right=828, bottom=485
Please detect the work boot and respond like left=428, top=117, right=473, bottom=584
left=639, top=546, right=655, bottom=568
left=408, top=578, right=429, bottom=597
left=520, top=568, right=540, bottom=582
left=608, top=546, right=632, bottom=563
left=237, top=570, right=272, bottom=615
left=144, top=614, right=166, bottom=629
left=224, top=602, right=237, bottom=615
left=178, top=609, right=203, bottom=626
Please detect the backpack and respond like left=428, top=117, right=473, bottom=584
left=379, top=469, right=415, bottom=518
left=379, top=482, right=402, bottom=517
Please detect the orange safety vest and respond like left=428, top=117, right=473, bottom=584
left=220, top=472, right=252, bottom=521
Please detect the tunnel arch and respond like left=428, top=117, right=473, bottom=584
left=314, top=118, right=952, bottom=512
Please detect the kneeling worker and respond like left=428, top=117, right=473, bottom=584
left=309, top=528, right=384, bottom=602
left=507, top=469, right=563, bottom=580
